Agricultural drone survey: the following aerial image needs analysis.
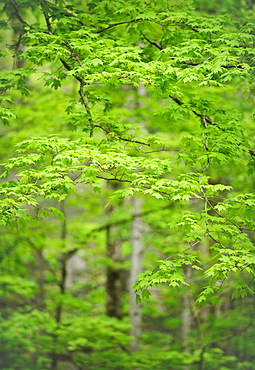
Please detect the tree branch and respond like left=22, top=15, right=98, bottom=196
left=9, top=1, right=29, bottom=27
left=43, top=11, right=53, bottom=34
left=96, top=175, right=132, bottom=183
left=79, top=81, right=93, bottom=137
left=60, top=58, right=94, bottom=136
left=12, top=31, right=23, bottom=71
left=60, top=58, right=83, bottom=83
left=184, top=61, right=244, bottom=69
left=93, top=124, right=150, bottom=146
left=97, top=19, right=143, bottom=33
left=169, top=95, right=221, bottom=129
left=200, top=115, right=211, bottom=172
left=141, top=32, right=163, bottom=50
left=97, top=18, right=165, bottom=34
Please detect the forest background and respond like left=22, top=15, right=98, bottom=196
left=0, top=0, right=255, bottom=369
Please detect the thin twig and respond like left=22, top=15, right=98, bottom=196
left=78, top=81, right=93, bottom=137
left=200, top=187, right=243, bottom=232
left=200, top=114, right=211, bottom=172
left=96, top=175, right=132, bottom=183
left=93, top=124, right=150, bottom=146
left=60, top=58, right=82, bottom=83
left=60, top=58, right=94, bottom=136
left=9, top=1, right=30, bottom=26
left=97, top=18, right=165, bottom=34
left=97, top=19, right=143, bottom=33
left=151, top=243, right=199, bottom=274
left=141, top=32, right=163, bottom=50
left=169, top=95, right=217, bottom=128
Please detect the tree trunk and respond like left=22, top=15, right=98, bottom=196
left=34, top=249, right=45, bottom=310
left=129, top=197, right=144, bottom=352
left=106, top=201, right=123, bottom=319
left=51, top=201, right=67, bottom=370
left=182, top=264, right=192, bottom=370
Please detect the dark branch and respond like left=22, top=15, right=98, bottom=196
left=61, top=54, right=149, bottom=145
left=169, top=95, right=216, bottom=128
left=60, top=57, right=94, bottom=135
left=96, top=175, right=132, bottom=183
left=97, top=18, right=165, bottom=34
left=178, top=22, right=199, bottom=33
left=43, top=11, right=52, bottom=34
left=78, top=81, right=93, bottom=136
left=141, top=32, right=163, bottom=50
left=169, top=94, right=255, bottom=166
left=97, top=19, right=143, bottom=33
left=184, top=61, right=244, bottom=69
left=9, top=1, right=29, bottom=26
left=60, top=58, right=83, bottom=83
left=93, top=124, right=150, bottom=146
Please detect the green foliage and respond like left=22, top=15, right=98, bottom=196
left=0, top=0, right=255, bottom=368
